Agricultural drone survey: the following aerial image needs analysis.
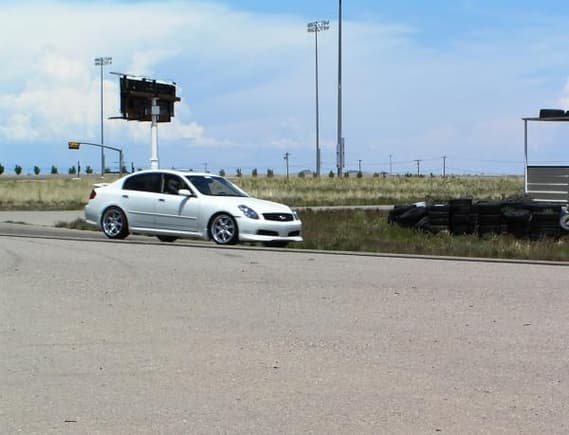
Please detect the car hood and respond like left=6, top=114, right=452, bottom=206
left=207, top=196, right=294, bottom=214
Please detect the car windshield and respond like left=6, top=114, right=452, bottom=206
left=186, top=175, right=248, bottom=197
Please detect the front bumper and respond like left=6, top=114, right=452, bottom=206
left=236, top=217, right=303, bottom=243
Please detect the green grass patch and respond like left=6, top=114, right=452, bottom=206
left=297, top=209, right=569, bottom=262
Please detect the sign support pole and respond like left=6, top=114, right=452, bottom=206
left=150, top=97, right=159, bottom=169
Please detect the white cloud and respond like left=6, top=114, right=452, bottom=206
left=0, top=1, right=569, bottom=172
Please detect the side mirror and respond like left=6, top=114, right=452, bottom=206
left=178, top=189, right=193, bottom=197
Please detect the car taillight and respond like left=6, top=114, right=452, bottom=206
left=89, top=189, right=97, bottom=200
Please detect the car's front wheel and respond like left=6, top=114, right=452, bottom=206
left=101, top=207, right=129, bottom=240
left=209, top=213, right=238, bottom=245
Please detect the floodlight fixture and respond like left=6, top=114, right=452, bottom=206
left=306, top=20, right=329, bottom=176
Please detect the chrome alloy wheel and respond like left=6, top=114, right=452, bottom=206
left=102, top=207, right=128, bottom=239
left=210, top=213, right=238, bottom=245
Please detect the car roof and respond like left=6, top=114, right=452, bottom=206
left=127, top=169, right=219, bottom=177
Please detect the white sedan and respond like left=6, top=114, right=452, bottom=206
left=85, top=169, right=303, bottom=247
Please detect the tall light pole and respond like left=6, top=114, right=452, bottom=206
left=307, top=20, right=329, bottom=177
left=336, top=0, right=344, bottom=177
left=94, top=56, right=112, bottom=176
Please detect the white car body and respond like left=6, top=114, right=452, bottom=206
left=84, top=169, right=303, bottom=246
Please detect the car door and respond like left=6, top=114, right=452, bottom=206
left=120, top=172, right=162, bottom=229
left=154, top=174, right=201, bottom=233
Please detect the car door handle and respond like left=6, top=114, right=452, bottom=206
left=158, top=198, right=165, bottom=202
left=122, top=194, right=129, bottom=198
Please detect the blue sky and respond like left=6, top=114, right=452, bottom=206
left=1, top=0, right=569, bottom=175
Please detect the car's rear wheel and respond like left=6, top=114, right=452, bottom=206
left=101, top=207, right=129, bottom=240
left=209, top=213, right=238, bottom=245
left=157, top=235, right=178, bottom=243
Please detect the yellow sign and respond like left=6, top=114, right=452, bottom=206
left=68, top=141, right=80, bottom=150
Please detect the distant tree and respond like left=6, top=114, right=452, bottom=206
left=0, top=163, right=5, bottom=175
left=236, top=168, right=242, bottom=177
left=266, top=169, right=274, bottom=178
left=51, top=165, right=58, bottom=175
left=104, top=167, right=112, bottom=174
left=121, top=165, right=128, bottom=174
left=252, top=168, right=258, bottom=177
left=14, top=165, right=22, bottom=175
left=68, top=166, right=77, bottom=175
left=298, top=171, right=305, bottom=178
left=328, top=170, right=335, bottom=178
left=85, top=165, right=93, bottom=174
left=219, top=169, right=226, bottom=177
left=357, top=171, right=363, bottom=178
left=33, top=165, right=41, bottom=175
left=344, top=172, right=350, bottom=178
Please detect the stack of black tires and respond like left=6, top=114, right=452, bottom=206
left=477, top=201, right=508, bottom=237
left=449, top=199, right=476, bottom=235
left=388, top=199, right=568, bottom=240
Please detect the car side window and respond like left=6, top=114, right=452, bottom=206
left=122, top=173, right=162, bottom=193
left=163, top=174, right=186, bottom=195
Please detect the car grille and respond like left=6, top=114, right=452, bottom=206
left=263, top=213, right=294, bottom=222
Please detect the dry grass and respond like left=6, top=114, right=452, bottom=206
left=0, top=175, right=119, bottom=210
left=0, top=174, right=524, bottom=210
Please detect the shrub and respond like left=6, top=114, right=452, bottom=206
left=357, top=171, right=363, bottom=178
left=252, top=168, right=258, bottom=177
left=328, top=170, right=335, bottom=178
left=236, top=168, right=242, bottom=177
left=267, top=169, right=274, bottom=178
left=298, top=171, right=305, bottom=178
left=0, top=163, right=5, bottom=175
left=219, top=169, right=226, bottom=177
left=51, top=165, right=58, bottom=175
left=33, top=165, right=41, bottom=175
left=85, top=165, right=93, bottom=174
left=68, top=166, right=77, bottom=175
left=14, top=165, right=22, bottom=175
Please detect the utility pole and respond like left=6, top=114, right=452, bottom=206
left=414, top=159, right=421, bottom=176
left=358, top=159, right=362, bottom=173
left=389, top=154, right=392, bottom=175
left=203, top=162, right=208, bottom=173
left=284, top=152, right=290, bottom=180
left=442, top=155, right=447, bottom=178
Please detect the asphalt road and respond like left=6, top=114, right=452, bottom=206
left=2, top=230, right=569, bottom=434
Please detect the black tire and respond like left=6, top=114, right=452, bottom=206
left=209, top=213, right=239, bottom=245
left=502, top=209, right=531, bottom=223
left=101, top=207, right=129, bottom=240
left=388, top=205, right=416, bottom=224
left=397, top=207, right=427, bottom=227
left=157, top=235, right=178, bottom=243
left=414, top=216, right=430, bottom=231
left=477, top=201, right=503, bottom=214
left=561, top=214, right=569, bottom=232
left=478, top=214, right=504, bottom=225
left=450, top=214, right=472, bottom=224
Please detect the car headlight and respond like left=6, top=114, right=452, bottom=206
left=292, top=210, right=300, bottom=221
left=238, top=205, right=259, bottom=219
